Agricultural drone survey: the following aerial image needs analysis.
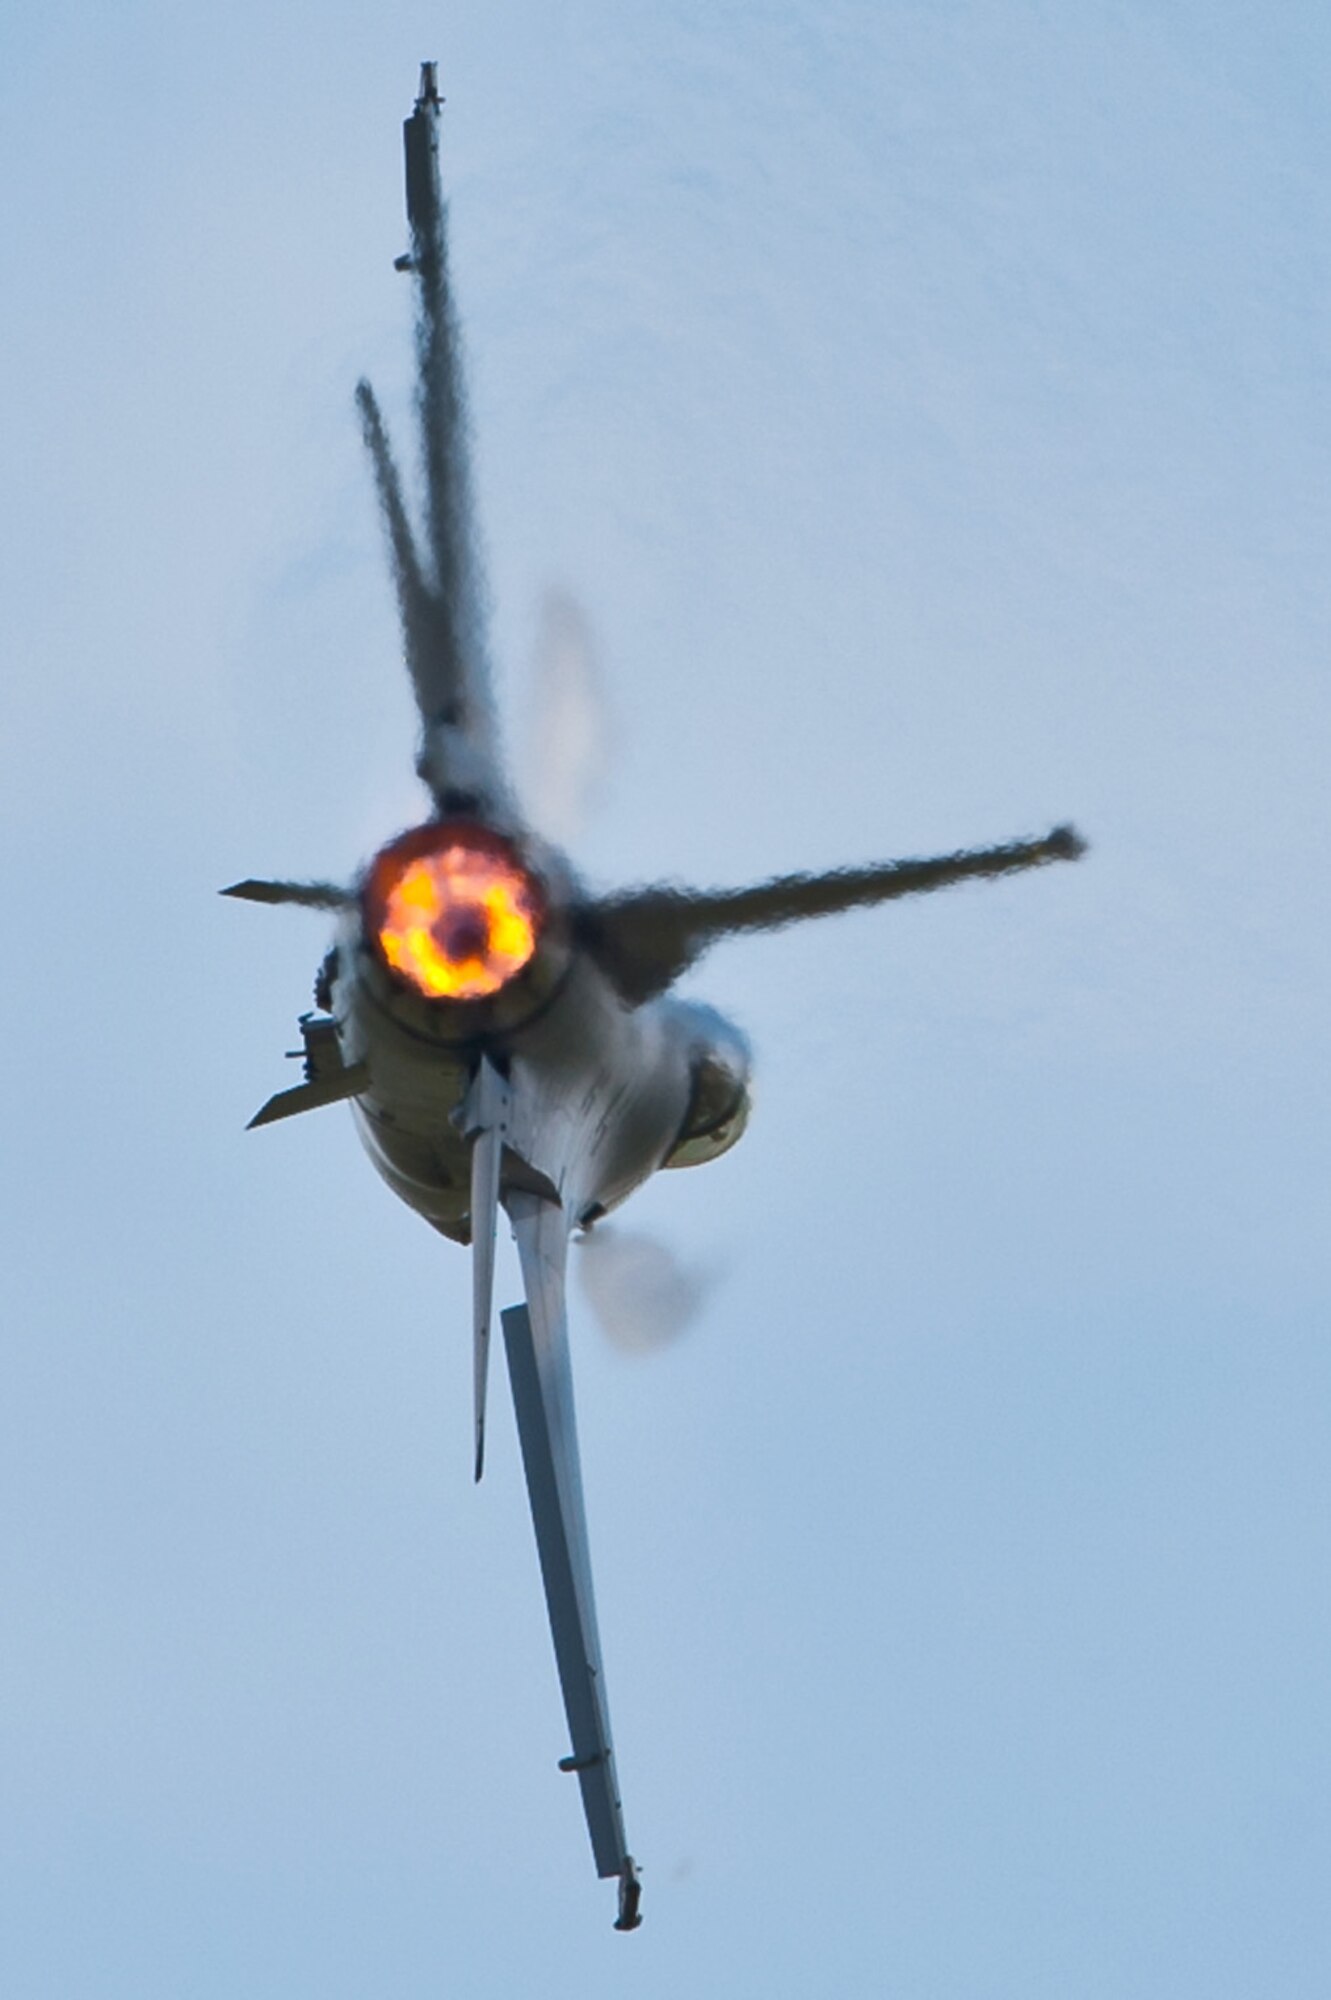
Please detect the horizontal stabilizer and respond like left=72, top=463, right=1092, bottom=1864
left=576, top=823, right=1086, bottom=1003
left=221, top=879, right=353, bottom=911
left=247, top=1062, right=369, bottom=1129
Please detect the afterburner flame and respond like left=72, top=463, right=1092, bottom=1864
left=368, top=826, right=542, bottom=1000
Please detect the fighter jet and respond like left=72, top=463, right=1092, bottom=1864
left=226, top=64, right=1084, bottom=1931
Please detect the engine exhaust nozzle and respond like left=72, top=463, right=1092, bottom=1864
left=363, top=822, right=545, bottom=1002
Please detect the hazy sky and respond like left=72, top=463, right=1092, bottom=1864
left=3, top=4, right=1330, bottom=1994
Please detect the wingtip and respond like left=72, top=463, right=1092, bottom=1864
left=1045, top=822, right=1088, bottom=862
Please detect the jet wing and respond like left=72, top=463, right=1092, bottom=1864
left=576, top=823, right=1085, bottom=1003
left=356, top=63, right=509, bottom=819
left=501, top=1190, right=642, bottom=1930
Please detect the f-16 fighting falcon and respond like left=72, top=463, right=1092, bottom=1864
left=226, top=64, right=1084, bottom=1931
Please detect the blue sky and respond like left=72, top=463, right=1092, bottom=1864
left=2, top=4, right=1329, bottom=1994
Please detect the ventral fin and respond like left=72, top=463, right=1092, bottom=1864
left=458, top=1057, right=511, bottom=1481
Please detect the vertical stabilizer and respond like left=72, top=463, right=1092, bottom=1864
left=502, top=1193, right=642, bottom=1927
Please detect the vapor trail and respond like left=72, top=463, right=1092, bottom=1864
left=355, top=379, right=446, bottom=722
left=522, top=587, right=611, bottom=847
left=576, top=1226, right=718, bottom=1355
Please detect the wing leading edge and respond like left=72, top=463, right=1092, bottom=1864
left=502, top=1191, right=642, bottom=1930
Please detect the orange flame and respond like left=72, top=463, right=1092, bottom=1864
left=369, top=828, right=542, bottom=1000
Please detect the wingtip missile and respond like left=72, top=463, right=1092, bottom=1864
left=394, top=65, right=438, bottom=270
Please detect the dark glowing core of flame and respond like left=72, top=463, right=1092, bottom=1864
left=364, top=823, right=544, bottom=1001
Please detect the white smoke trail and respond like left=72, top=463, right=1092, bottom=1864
left=520, top=587, right=611, bottom=849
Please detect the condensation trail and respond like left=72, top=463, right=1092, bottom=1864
left=576, top=1227, right=718, bottom=1355
left=355, top=379, right=446, bottom=720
